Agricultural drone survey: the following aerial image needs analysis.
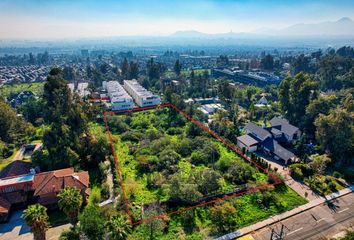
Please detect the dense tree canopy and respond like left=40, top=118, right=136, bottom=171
left=315, top=107, right=354, bottom=164
left=278, top=72, right=317, bottom=125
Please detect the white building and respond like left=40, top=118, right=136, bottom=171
left=104, top=81, right=134, bottom=110
left=67, top=83, right=75, bottom=93
left=67, top=82, right=90, bottom=98
left=123, top=80, right=161, bottom=107
left=77, top=83, right=90, bottom=97
left=237, top=134, right=259, bottom=153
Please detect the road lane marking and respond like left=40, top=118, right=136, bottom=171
left=287, top=227, right=303, bottom=236
left=338, top=208, right=349, bottom=213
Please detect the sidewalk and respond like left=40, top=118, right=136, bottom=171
left=257, top=152, right=318, bottom=201
left=215, top=186, right=354, bottom=240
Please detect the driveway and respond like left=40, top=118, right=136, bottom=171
left=0, top=210, right=70, bottom=240
left=0, top=210, right=31, bottom=240
left=255, top=151, right=319, bottom=201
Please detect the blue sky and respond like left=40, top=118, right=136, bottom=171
left=0, top=0, right=354, bottom=39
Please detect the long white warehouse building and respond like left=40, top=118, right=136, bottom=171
left=103, top=81, right=134, bottom=110
left=123, top=80, right=161, bottom=107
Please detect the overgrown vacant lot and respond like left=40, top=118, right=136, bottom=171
left=104, top=108, right=307, bottom=238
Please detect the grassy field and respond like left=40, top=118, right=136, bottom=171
left=0, top=82, right=45, bottom=98
left=131, top=185, right=307, bottom=239
left=104, top=109, right=308, bottom=238
left=0, top=148, right=19, bottom=170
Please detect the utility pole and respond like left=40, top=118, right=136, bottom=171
left=270, top=224, right=285, bottom=240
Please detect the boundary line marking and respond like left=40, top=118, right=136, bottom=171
left=103, top=103, right=282, bottom=225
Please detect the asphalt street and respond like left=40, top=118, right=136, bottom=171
left=250, top=192, right=354, bottom=240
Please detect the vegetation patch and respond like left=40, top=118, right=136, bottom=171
left=105, top=105, right=280, bottom=224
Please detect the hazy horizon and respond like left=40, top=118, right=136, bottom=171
left=1, top=0, right=354, bottom=40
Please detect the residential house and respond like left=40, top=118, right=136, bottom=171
left=238, top=118, right=299, bottom=165
left=237, top=134, right=259, bottom=153
left=270, top=117, right=301, bottom=143
left=0, top=164, right=89, bottom=222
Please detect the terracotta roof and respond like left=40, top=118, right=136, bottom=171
left=0, top=160, right=32, bottom=179
left=33, top=168, right=89, bottom=197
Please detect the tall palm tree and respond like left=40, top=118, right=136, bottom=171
left=106, top=215, right=131, bottom=240
left=58, top=187, right=83, bottom=225
left=22, top=204, right=49, bottom=240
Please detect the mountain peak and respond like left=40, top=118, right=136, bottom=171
left=337, top=17, right=352, bottom=22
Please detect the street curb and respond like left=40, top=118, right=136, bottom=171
left=238, top=189, right=353, bottom=238
left=215, top=187, right=353, bottom=240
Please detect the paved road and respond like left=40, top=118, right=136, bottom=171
left=0, top=210, right=70, bottom=240
left=250, top=193, right=354, bottom=240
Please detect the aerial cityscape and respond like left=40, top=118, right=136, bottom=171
left=0, top=0, right=353, bottom=240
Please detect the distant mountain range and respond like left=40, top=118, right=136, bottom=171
left=170, top=17, right=354, bottom=38
left=1, top=18, right=353, bottom=49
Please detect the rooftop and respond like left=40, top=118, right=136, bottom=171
left=124, top=80, right=158, bottom=98
left=270, top=117, right=299, bottom=136
left=105, top=81, right=132, bottom=102
left=0, top=173, right=34, bottom=188
left=237, top=134, right=259, bottom=146
left=245, top=122, right=271, bottom=140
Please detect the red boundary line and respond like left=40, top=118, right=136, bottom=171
left=103, top=103, right=282, bottom=225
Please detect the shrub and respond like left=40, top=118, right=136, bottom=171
left=210, top=202, right=237, bottom=233
left=190, top=151, right=207, bottom=165
left=79, top=204, right=105, bottom=240
left=293, top=167, right=304, bottom=180
left=176, top=138, right=193, bottom=157
left=166, top=127, right=184, bottom=135
left=328, top=181, right=337, bottom=192
left=120, top=131, right=142, bottom=142
left=101, top=183, right=110, bottom=200
left=88, top=186, right=101, bottom=205
left=333, top=171, right=343, bottom=179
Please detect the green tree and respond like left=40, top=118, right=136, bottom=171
left=315, top=108, right=354, bottom=164
left=174, top=59, right=182, bottom=76
left=105, top=215, right=131, bottom=240
left=210, top=202, right=236, bottom=232
left=261, top=54, right=274, bottom=71
left=292, top=54, right=311, bottom=74
left=0, top=98, right=34, bottom=146
left=139, top=209, right=165, bottom=240
left=18, top=96, right=45, bottom=125
left=309, top=154, right=331, bottom=175
left=278, top=73, right=317, bottom=125
left=121, top=58, right=130, bottom=79
left=196, top=169, right=221, bottom=195
left=129, top=61, right=139, bottom=79
left=79, top=204, right=105, bottom=240
left=169, top=175, right=202, bottom=203
left=304, top=95, right=338, bottom=138
left=41, top=68, right=89, bottom=170
left=43, top=68, right=72, bottom=123
left=58, top=187, right=83, bottom=225
left=59, top=226, right=80, bottom=240
left=217, top=79, right=233, bottom=104
left=147, top=58, right=160, bottom=80
left=22, top=204, right=49, bottom=240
